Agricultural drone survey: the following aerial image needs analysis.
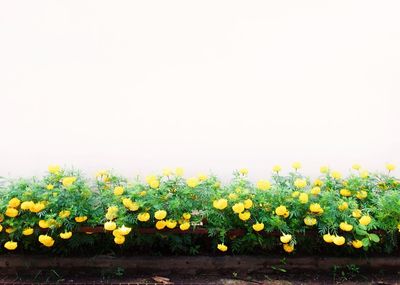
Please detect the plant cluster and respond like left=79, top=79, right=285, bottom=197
left=0, top=163, right=399, bottom=255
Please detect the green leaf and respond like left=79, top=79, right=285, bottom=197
left=362, top=237, right=370, bottom=247
left=369, top=233, right=380, bottom=243
left=355, top=228, right=368, bottom=236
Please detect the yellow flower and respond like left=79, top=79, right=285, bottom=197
left=6, top=228, right=15, bottom=233
left=59, top=210, right=71, bottom=218
left=338, top=202, right=348, bottom=211
left=39, top=220, right=50, bottom=229
left=106, top=206, right=118, bottom=220
left=272, top=165, right=282, bottom=172
left=113, top=186, right=124, bottom=196
left=48, top=165, right=61, bottom=174
left=149, top=179, right=160, bottom=189
left=304, top=216, right=317, bottom=226
left=252, top=222, right=264, bottom=232
left=294, top=178, right=307, bottom=189
left=166, top=220, right=177, bottom=229
left=292, top=162, right=301, bottom=170
left=62, top=176, right=77, bottom=187
left=20, top=201, right=34, bottom=211
left=145, top=175, right=157, bottom=184
left=179, top=222, right=190, bottom=231
left=309, top=203, right=324, bottom=214
left=311, top=187, right=321, bottom=195
left=138, top=212, right=150, bottom=222
left=155, top=210, right=167, bottom=220
left=244, top=199, right=253, bottom=209
left=356, top=190, right=367, bottom=199
left=5, top=207, right=18, bottom=218
left=122, top=199, right=139, bottom=211
left=298, top=193, right=309, bottom=204
left=156, top=220, right=166, bottom=230
left=175, top=167, right=184, bottom=177
left=122, top=198, right=133, bottom=209
left=4, top=241, right=18, bottom=250
left=359, top=215, right=371, bottom=226
left=198, top=173, right=208, bottom=181
left=283, top=243, right=294, bottom=253
left=75, top=216, right=88, bottom=223
left=352, top=209, right=362, bottom=218
left=331, top=171, right=342, bottom=179
left=352, top=240, right=363, bottom=249
left=397, top=224, right=400, bottom=232
left=95, top=170, right=108, bottom=178
left=292, top=191, right=300, bottom=198
left=104, top=221, right=117, bottom=231
left=360, top=170, right=369, bottom=179
left=339, top=222, right=353, bottom=232
left=22, top=228, right=34, bottom=236
left=340, top=188, right=351, bottom=197
left=352, top=164, right=361, bottom=171
left=275, top=205, right=288, bottom=216
left=114, top=235, right=125, bottom=245
left=323, top=234, right=333, bottom=243
left=228, top=193, right=238, bottom=200
left=186, top=177, right=200, bottom=188
left=162, top=168, right=172, bottom=176
left=0, top=225, right=3, bottom=232
left=30, top=202, right=45, bottom=213
left=213, top=199, right=228, bottom=210
left=320, top=166, right=329, bottom=174
left=386, top=163, right=396, bottom=172
left=232, top=202, right=245, bottom=214
left=118, top=225, right=132, bottom=235
left=139, top=191, right=147, bottom=196
left=39, top=235, right=55, bottom=247
left=60, top=231, right=72, bottom=239
left=280, top=234, right=292, bottom=244
left=314, top=179, right=323, bottom=186
left=239, top=168, right=249, bottom=175
left=239, top=211, right=251, bottom=221
left=217, top=243, right=228, bottom=252
left=46, top=184, right=54, bottom=190
left=333, top=235, right=345, bottom=246
left=8, top=198, right=21, bottom=208
left=256, top=180, right=271, bottom=191
left=182, top=213, right=191, bottom=220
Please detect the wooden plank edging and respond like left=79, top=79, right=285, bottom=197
left=0, top=255, right=399, bottom=273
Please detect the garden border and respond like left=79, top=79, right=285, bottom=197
left=1, top=255, right=400, bottom=275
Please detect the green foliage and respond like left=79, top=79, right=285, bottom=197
left=0, top=165, right=399, bottom=255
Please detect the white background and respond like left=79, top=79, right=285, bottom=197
left=1, top=1, right=399, bottom=180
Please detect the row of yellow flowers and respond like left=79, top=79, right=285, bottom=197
left=0, top=163, right=399, bottom=254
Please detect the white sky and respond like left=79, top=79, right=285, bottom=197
left=1, top=1, right=399, bottom=180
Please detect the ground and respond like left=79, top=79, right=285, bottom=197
left=1, top=270, right=400, bottom=285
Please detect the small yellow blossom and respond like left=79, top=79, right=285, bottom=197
left=217, top=243, right=228, bottom=252
left=155, top=210, right=167, bottom=220
left=256, top=180, right=271, bottom=191
left=272, top=165, right=282, bottom=172
left=48, top=165, right=61, bottom=174
left=60, top=231, right=72, bottom=239
left=294, top=178, right=307, bottom=189
left=62, top=176, right=77, bottom=187
left=187, top=177, right=200, bottom=188
left=252, top=222, right=264, bottom=232
left=292, top=162, right=301, bottom=170
left=280, top=234, right=292, bottom=243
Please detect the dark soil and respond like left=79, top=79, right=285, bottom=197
left=1, top=269, right=399, bottom=285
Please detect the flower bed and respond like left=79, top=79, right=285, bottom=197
left=0, top=163, right=399, bottom=256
